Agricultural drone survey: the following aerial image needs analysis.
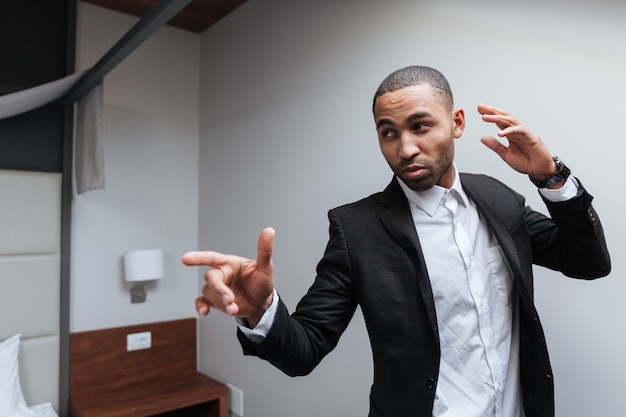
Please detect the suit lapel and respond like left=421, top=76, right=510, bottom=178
left=377, top=179, right=439, bottom=340
left=459, top=174, right=525, bottom=285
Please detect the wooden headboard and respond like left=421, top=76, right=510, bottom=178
left=69, top=318, right=198, bottom=396
left=0, top=169, right=62, bottom=411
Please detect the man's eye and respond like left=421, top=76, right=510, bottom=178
left=381, top=130, right=395, bottom=139
left=413, top=123, right=427, bottom=131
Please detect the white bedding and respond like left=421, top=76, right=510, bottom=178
left=28, top=403, right=58, bottom=417
left=0, top=335, right=59, bottom=417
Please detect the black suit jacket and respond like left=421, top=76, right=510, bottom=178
left=239, top=174, right=611, bottom=417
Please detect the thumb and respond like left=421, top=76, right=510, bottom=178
left=480, top=135, right=507, bottom=160
left=256, top=227, right=275, bottom=272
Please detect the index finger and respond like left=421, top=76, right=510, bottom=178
left=181, top=251, right=235, bottom=268
left=478, top=103, right=521, bottom=131
left=477, top=103, right=510, bottom=116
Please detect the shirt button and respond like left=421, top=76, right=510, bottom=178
left=426, top=377, right=437, bottom=389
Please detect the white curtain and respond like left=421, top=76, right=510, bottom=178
left=75, top=82, right=104, bottom=193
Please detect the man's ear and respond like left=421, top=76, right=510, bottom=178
left=453, top=108, right=465, bottom=138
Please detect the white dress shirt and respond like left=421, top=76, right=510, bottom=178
left=398, top=170, right=521, bottom=417
left=239, top=166, right=579, bottom=416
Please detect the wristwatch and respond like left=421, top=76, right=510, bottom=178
left=529, top=156, right=571, bottom=188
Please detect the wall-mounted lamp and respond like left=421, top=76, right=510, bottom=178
left=123, top=249, right=164, bottom=303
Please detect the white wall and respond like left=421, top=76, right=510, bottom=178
left=198, top=1, right=626, bottom=416
left=71, top=3, right=200, bottom=331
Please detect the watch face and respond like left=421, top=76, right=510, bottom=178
left=546, top=160, right=570, bottom=187
left=530, top=157, right=570, bottom=188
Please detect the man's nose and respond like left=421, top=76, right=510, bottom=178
left=398, top=133, right=420, bottom=160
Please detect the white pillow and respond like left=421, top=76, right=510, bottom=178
left=0, top=334, right=35, bottom=417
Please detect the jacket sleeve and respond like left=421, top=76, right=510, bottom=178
left=524, top=178, right=611, bottom=279
left=237, top=210, right=359, bottom=376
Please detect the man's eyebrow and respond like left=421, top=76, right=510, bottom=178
left=376, top=112, right=433, bottom=129
left=376, top=118, right=394, bottom=129
left=406, top=112, right=432, bottom=123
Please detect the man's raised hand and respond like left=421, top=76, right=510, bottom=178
left=478, top=103, right=557, bottom=181
left=182, top=227, right=276, bottom=327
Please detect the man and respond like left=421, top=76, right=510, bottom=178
left=183, top=66, right=610, bottom=417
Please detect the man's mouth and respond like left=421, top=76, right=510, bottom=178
left=402, top=165, right=427, bottom=180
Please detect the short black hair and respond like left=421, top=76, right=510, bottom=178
left=372, top=66, right=454, bottom=113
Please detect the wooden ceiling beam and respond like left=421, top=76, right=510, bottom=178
left=80, top=0, right=247, bottom=33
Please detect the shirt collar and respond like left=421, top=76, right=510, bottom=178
left=397, top=165, right=469, bottom=216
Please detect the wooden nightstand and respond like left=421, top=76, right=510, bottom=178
left=69, top=319, right=229, bottom=417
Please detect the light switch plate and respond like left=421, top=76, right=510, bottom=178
left=127, top=331, right=151, bottom=351
left=226, top=383, right=244, bottom=416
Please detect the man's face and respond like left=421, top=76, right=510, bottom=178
left=374, top=84, right=465, bottom=191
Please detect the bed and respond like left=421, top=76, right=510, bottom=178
left=0, top=169, right=62, bottom=417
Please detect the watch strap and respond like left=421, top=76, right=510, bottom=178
left=529, top=156, right=571, bottom=188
